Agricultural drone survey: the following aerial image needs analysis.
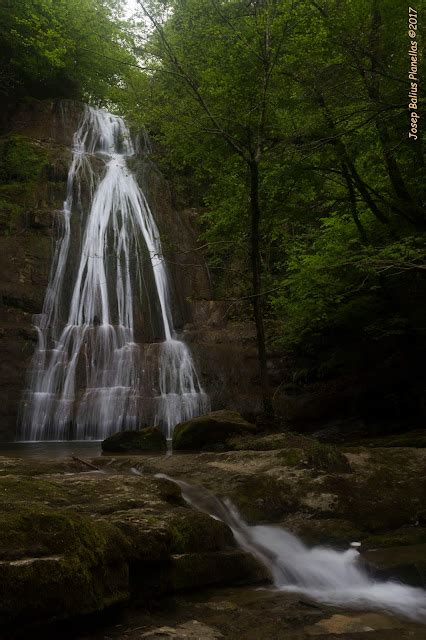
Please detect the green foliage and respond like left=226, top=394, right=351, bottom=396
left=0, top=135, right=48, bottom=182
left=1, top=0, right=424, bottom=389
left=0, top=135, right=49, bottom=234
left=120, top=0, right=425, bottom=378
left=0, top=197, right=24, bottom=235
left=272, top=213, right=426, bottom=348
left=0, top=0, right=134, bottom=102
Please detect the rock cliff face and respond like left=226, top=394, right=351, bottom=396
left=0, top=100, right=76, bottom=440
left=0, top=99, right=262, bottom=440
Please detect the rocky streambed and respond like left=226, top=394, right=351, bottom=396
left=0, top=427, right=425, bottom=638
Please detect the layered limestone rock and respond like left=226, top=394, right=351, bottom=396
left=1, top=436, right=425, bottom=632
left=122, top=440, right=426, bottom=560
left=0, top=100, right=78, bottom=440
left=0, top=456, right=267, bottom=632
left=0, top=98, right=265, bottom=441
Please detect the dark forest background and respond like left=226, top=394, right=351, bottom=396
left=1, top=0, right=425, bottom=432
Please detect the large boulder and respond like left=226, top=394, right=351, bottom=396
left=102, top=427, right=166, bottom=453
left=172, top=410, right=256, bottom=451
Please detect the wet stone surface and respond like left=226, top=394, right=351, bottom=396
left=0, top=437, right=425, bottom=637
left=68, top=586, right=426, bottom=640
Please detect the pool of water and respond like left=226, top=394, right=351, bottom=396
left=0, top=441, right=102, bottom=459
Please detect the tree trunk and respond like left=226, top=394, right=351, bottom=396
left=364, top=3, right=424, bottom=226
left=316, top=93, right=389, bottom=224
left=249, top=158, right=273, bottom=417
left=341, top=162, right=367, bottom=243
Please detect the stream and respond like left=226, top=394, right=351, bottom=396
left=156, top=474, right=426, bottom=623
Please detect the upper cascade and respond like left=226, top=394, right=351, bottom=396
left=19, top=105, right=210, bottom=441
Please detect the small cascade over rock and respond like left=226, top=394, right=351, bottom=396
left=160, top=475, right=426, bottom=623
left=19, top=105, right=209, bottom=441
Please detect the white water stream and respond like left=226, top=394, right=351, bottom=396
left=19, top=106, right=209, bottom=441
left=159, top=475, right=426, bottom=623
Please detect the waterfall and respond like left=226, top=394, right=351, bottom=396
left=158, top=475, right=426, bottom=623
left=19, top=106, right=209, bottom=441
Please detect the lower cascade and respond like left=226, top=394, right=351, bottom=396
left=159, top=475, right=426, bottom=623
left=18, top=106, right=209, bottom=441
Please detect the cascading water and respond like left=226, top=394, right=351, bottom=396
left=19, top=106, right=209, bottom=441
left=158, top=475, right=426, bottom=623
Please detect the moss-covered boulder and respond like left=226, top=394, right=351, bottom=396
left=102, top=427, right=166, bottom=453
left=0, top=457, right=269, bottom=633
left=172, top=410, right=256, bottom=451
left=0, top=506, right=129, bottom=628
left=230, top=474, right=298, bottom=524
left=166, top=508, right=235, bottom=554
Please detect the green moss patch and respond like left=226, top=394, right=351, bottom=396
left=324, top=456, right=426, bottom=532
left=102, top=427, right=167, bottom=453
left=228, top=432, right=315, bottom=451
left=289, top=517, right=365, bottom=547
left=172, top=410, right=256, bottom=451
left=167, top=508, right=234, bottom=554
left=230, top=474, right=298, bottom=524
left=363, top=527, right=426, bottom=550
left=305, top=442, right=351, bottom=474
left=0, top=509, right=129, bottom=627
left=275, top=448, right=305, bottom=467
left=0, top=135, right=48, bottom=183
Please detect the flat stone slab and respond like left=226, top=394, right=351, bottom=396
left=0, top=456, right=266, bottom=632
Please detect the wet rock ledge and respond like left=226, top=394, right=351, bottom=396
left=0, top=456, right=266, bottom=634
left=0, top=419, right=425, bottom=636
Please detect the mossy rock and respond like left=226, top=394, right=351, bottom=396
left=0, top=198, right=24, bottom=234
left=276, top=448, right=305, bottom=467
left=228, top=432, right=314, bottom=451
left=229, top=433, right=351, bottom=474
left=0, top=506, right=129, bottom=627
left=230, top=474, right=298, bottom=524
left=167, top=508, right=235, bottom=554
left=0, top=135, right=48, bottom=183
left=168, top=550, right=269, bottom=592
left=102, top=427, right=166, bottom=453
left=172, top=410, right=256, bottom=451
left=363, top=527, right=426, bottom=550
left=305, top=441, right=351, bottom=474
left=354, top=430, right=426, bottom=448
left=362, top=544, right=426, bottom=587
left=0, top=476, right=68, bottom=514
left=287, top=517, right=365, bottom=547
left=323, top=450, right=426, bottom=532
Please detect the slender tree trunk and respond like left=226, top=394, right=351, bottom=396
left=368, top=5, right=413, bottom=205
left=362, top=3, right=424, bottom=226
left=249, top=158, right=273, bottom=417
left=316, top=93, right=388, bottom=224
left=341, top=162, right=367, bottom=243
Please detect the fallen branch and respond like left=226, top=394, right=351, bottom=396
left=71, top=456, right=100, bottom=471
